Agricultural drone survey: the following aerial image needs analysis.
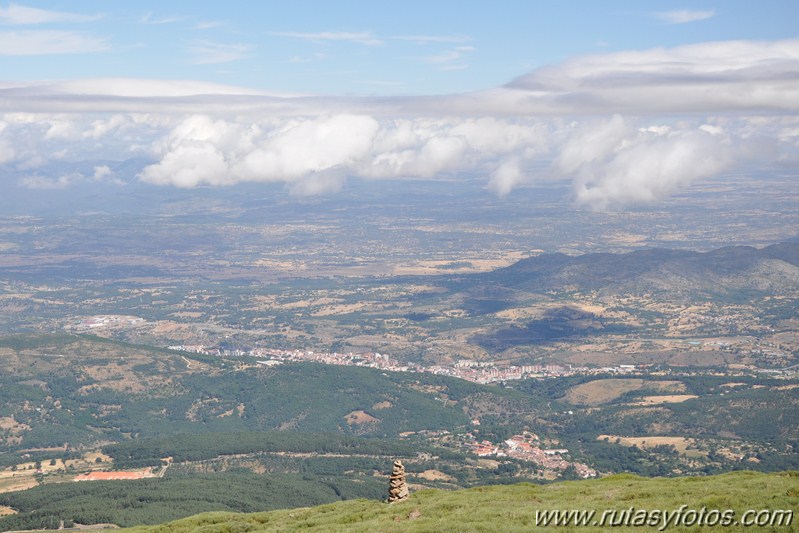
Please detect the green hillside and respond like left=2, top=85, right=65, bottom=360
left=0, top=333, right=538, bottom=453
left=127, top=471, right=798, bottom=532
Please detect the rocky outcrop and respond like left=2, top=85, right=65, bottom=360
left=387, top=459, right=409, bottom=503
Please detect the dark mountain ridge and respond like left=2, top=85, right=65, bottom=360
left=482, top=242, right=799, bottom=298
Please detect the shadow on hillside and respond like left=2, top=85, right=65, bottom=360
left=470, top=305, right=635, bottom=350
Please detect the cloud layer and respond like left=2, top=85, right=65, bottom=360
left=0, top=3, right=101, bottom=25
left=653, top=10, right=716, bottom=24
left=502, top=38, right=799, bottom=115
left=1, top=38, right=798, bottom=209
left=0, top=29, right=108, bottom=55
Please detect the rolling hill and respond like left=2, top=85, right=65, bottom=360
left=0, top=334, right=541, bottom=453
left=124, top=470, right=798, bottom=533
left=484, top=242, right=799, bottom=299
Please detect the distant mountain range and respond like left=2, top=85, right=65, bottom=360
left=480, top=242, right=799, bottom=299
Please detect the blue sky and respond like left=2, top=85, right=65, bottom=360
left=0, top=2, right=798, bottom=208
left=1, top=1, right=798, bottom=95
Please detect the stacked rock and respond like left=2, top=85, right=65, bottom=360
left=387, top=459, right=410, bottom=503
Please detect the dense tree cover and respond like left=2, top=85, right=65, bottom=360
left=103, top=431, right=444, bottom=468
left=172, top=456, right=396, bottom=479
left=513, top=374, right=596, bottom=402
left=750, top=450, right=799, bottom=472
left=666, top=387, right=799, bottom=443
left=570, top=438, right=677, bottom=477
left=86, top=362, right=480, bottom=440
left=2, top=344, right=532, bottom=451
left=517, top=373, right=799, bottom=447
left=165, top=448, right=533, bottom=489
left=0, top=449, right=83, bottom=469
left=2, top=332, right=797, bottom=500
left=0, top=472, right=384, bottom=531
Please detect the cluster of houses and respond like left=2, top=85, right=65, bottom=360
left=168, top=342, right=640, bottom=384
left=71, top=314, right=145, bottom=332
left=468, top=430, right=597, bottom=479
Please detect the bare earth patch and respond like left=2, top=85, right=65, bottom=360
left=0, top=416, right=29, bottom=432
left=496, top=302, right=605, bottom=321
left=564, top=379, right=646, bottom=405
left=0, top=473, right=38, bottom=494
left=598, top=435, right=701, bottom=455
left=151, top=321, right=191, bottom=335
left=638, top=395, right=698, bottom=404
left=564, top=379, right=687, bottom=406
left=344, top=410, right=380, bottom=425
left=81, top=363, right=148, bottom=393
left=389, top=252, right=529, bottom=275
left=371, top=401, right=392, bottom=410
left=0, top=416, right=30, bottom=445
left=84, top=451, right=113, bottom=463
left=312, top=302, right=369, bottom=316
left=0, top=505, right=16, bottom=516
left=416, top=469, right=455, bottom=482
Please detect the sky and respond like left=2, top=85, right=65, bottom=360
left=1, top=1, right=798, bottom=208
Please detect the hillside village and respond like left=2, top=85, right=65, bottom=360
left=165, top=339, right=799, bottom=382
left=167, top=342, right=638, bottom=383
left=463, top=430, right=597, bottom=479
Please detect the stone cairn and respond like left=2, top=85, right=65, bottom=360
left=387, top=459, right=410, bottom=503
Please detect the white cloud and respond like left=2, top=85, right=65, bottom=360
left=195, top=20, right=224, bottom=30
left=135, top=114, right=555, bottom=192
left=0, top=109, right=793, bottom=208
left=189, top=41, right=251, bottom=64
left=92, top=165, right=113, bottom=180
left=140, top=114, right=380, bottom=189
left=44, top=119, right=78, bottom=139
left=425, top=46, right=476, bottom=70
left=83, top=114, right=130, bottom=139
left=48, top=78, right=271, bottom=97
left=0, top=121, right=14, bottom=163
left=557, top=115, right=632, bottom=176
left=142, top=142, right=229, bottom=187
left=272, top=31, right=383, bottom=46
left=0, top=3, right=101, bottom=24
left=19, top=173, right=76, bottom=189
left=0, top=30, right=108, bottom=55
left=358, top=117, right=549, bottom=180
left=0, top=112, right=166, bottom=168
left=449, top=117, right=548, bottom=155
left=558, top=116, right=734, bottom=209
left=1, top=38, right=798, bottom=207
left=501, top=38, right=799, bottom=115
left=654, top=9, right=716, bottom=24
left=487, top=157, right=522, bottom=197
left=238, top=115, right=379, bottom=180
left=17, top=166, right=121, bottom=189
left=2, top=39, right=798, bottom=116
left=288, top=52, right=327, bottom=63
left=394, top=34, right=471, bottom=44
left=140, top=12, right=184, bottom=25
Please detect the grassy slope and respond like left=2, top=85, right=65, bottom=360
left=127, top=471, right=798, bottom=532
